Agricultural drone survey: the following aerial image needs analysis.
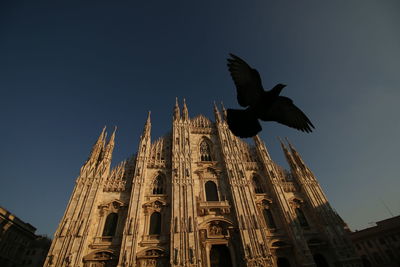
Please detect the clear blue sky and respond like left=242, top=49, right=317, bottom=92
left=0, top=1, right=399, bottom=237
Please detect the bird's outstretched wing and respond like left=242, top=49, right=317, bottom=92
left=263, top=96, right=315, bottom=133
left=227, top=53, right=264, bottom=107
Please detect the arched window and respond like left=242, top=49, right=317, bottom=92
left=205, top=181, right=219, bottom=201
left=200, top=141, right=212, bottom=161
left=152, top=175, right=164, bottom=194
left=149, top=212, right=161, bottom=235
left=102, top=213, right=118, bottom=236
left=295, top=208, right=309, bottom=227
left=252, top=176, right=263, bottom=193
left=263, top=208, right=276, bottom=228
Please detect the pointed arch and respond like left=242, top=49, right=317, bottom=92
left=137, top=247, right=167, bottom=257
left=149, top=212, right=162, bottom=235
left=102, top=213, right=118, bottom=236
left=205, top=181, right=219, bottom=201
left=152, top=173, right=164, bottom=194
left=198, top=217, right=234, bottom=229
left=199, top=138, right=213, bottom=161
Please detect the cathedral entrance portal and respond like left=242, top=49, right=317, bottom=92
left=210, top=245, right=232, bottom=267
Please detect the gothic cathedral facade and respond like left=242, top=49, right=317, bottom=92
left=45, top=100, right=360, bottom=267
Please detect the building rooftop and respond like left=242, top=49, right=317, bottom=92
left=350, top=215, right=400, bottom=239
left=0, top=206, right=37, bottom=234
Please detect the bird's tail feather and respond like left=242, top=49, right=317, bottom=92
left=227, top=109, right=262, bottom=138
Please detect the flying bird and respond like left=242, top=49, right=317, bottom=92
left=226, top=53, right=314, bottom=138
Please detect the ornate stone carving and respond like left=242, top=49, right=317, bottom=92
left=98, top=200, right=125, bottom=215
left=142, top=199, right=167, bottom=214
left=47, top=255, right=54, bottom=265
left=65, top=253, right=73, bottom=266
left=209, top=223, right=223, bottom=236
left=103, top=161, right=129, bottom=192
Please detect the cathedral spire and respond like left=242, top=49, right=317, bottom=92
left=253, top=134, right=272, bottom=160
left=173, top=97, right=180, bottom=121
left=142, top=111, right=151, bottom=138
left=220, top=102, right=227, bottom=121
left=80, top=126, right=107, bottom=176
left=98, top=126, right=107, bottom=146
left=286, top=138, right=307, bottom=170
left=213, top=101, right=221, bottom=123
left=106, top=126, right=117, bottom=150
left=88, top=126, right=106, bottom=161
left=99, top=125, right=106, bottom=139
left=100, top=126, right=117, bottom=169
left=279, top=137, right=298, bottom=171
left=102, top=131, right=108, bottom=149
left=182, top=98, right=189, bottom=121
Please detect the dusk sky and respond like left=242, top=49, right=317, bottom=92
left=0, top=1, right=399, bottom=237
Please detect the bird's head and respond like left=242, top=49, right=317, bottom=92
left=271, top=83, right=287, bottom=95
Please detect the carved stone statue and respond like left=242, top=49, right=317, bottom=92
left=65, top=253, right=73, bottom=266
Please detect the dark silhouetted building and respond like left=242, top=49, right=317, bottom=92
left=0, top=206, right=51, bottom=267
left=350, top=216, right=400, bottom=267
left=23, top=235, right=52, bottom=267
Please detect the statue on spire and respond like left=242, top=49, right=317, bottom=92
left=182, top=98, right=189, bottom=121
left=173, top=97, right=180, bottom=121
left=142, top=111, right=151, bottom=138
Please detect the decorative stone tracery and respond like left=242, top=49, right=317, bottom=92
left=152, top=174, right=165, bottom=195
left=82, top=250, right=118, bottom=267
left=199, top=139, right=213, bottom=162
left=209, top=222, right=223, bottom=236
left=136, top=248, right=169, bottom=267
left=142, top=199, right=167, bottom=215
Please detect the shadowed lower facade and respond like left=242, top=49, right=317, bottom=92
left=44, top=100, right=361, bottom=267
